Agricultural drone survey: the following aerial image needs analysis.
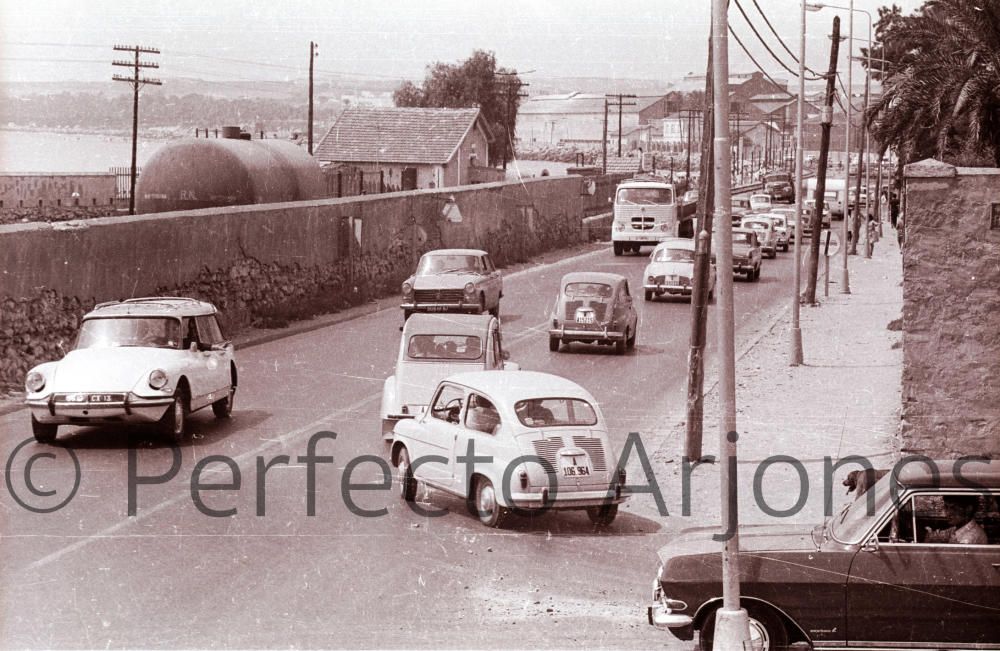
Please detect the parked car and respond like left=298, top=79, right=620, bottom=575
left=642, top=238, right=716, bottom=302
left=380, top=313, right=517, bottom=439
left=761, top=213, right=790, bottom=252
left=390, top=370, right=629, bottom=527
left=548, top=272, right=639, bottom=354
left=762, top=171, right=794, bottom=203
left=749, top=194, right=773, bottom=213
left=731, top=228, right=762, bottom=281
left=647, top=460, right=1000, bottom=650
left=400, top=249, right=502, bottom=319
left=24, top=297, right=237, bottom=444
left=741, top=217, right=778, bottom=258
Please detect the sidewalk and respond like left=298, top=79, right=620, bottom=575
left=638, top=227, right=904, bottom=527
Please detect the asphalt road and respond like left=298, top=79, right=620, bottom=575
left=1, top=239, right=804, bottom=649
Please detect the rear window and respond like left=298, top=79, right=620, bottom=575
left=407, top=334, right=483, bottom=360
left=564, top=282, right=612, bottom=299
left=733, top=232, right=752, bottom=244
left=616, top=187, right=674, bottom=205
left=514, top=398, right=598, bottom=428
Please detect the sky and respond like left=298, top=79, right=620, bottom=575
left=1, top=0, right=925, bottom=89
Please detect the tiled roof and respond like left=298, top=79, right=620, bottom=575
left=314, top=107, right=489, bottom=165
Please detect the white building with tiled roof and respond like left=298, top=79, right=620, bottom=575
left=314, top=107, right=495, bottom=190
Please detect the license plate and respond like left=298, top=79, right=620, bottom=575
left=562, top=465, right=591, bottom=477
left=576, top=314, right=595, bottom=324
left=426, top=306, right=449, bottom=312
left=667, top=275, right=678, bottom=283
left=89, top=393, right=123, bottom=403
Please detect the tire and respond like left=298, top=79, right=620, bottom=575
left=586, top=503, right=618, bottom=526
left=698, top=604, right=789, bottom=651
left=549, top=336, right=560, bottom=352
left=708, top=282, right=715, bottom=300
left=478, top=293, right=486, bottom=314
left=31, top=416, right=58, bottom=444
left=396, top=447, right=417, bottom=502
left=644, top=289, right=653, bottom=301
left=489, top=305, right=500, bottom=318
left=212, top=384, right=235, bottom=418
left=754, top=265, right=762, bottom=281
left=626, top=327, right=636, bottom=349
left=403, top=309, right=413, bottom=321
left=473, top=477, right=509, bottom=528
left=159, top=389, right=188, bottom=444
left=613, top=241, right=624, bottom=256
left=630, top=244, right=641, bottom=254
left=615, top=335, right=626, bottom=355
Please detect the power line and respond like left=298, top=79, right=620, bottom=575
left=748, top=0, right=825, bottom=78
left=732, top=0, right=825, bottom=81
left=727, top=26, right=797, bottom=98
left=112, top=44, right=161, bottom=215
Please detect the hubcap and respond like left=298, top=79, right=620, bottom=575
left=398, top=458, right=409, bottom=495
left=478, top=483, right=496, bottom=515
left=747, top=617, right=769, bottom=651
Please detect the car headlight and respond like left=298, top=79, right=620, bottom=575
left=148, top=369, right=169, bottom=390
left=463, top=282, right=475, bottom=295
left=26, top=371, right=45, bottom=393
left=401, top=282, right=413, bottom=298
left=614, top=221, right=625, bottom=232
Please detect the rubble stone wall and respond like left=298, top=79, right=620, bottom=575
left=0, top=175, right=617, bottom=386
left=901, top=159, right=1000, bottom=458
left=0, top=173, right=118, bottom=208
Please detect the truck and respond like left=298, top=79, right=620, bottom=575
left=804, top=177, right=845, bottom=218
left=611, top=177, right=694, bottom=255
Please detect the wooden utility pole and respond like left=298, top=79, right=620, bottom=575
left=308, top=41, right=317, bottom=155
left=112, top=44, right=161, bottom=216
left=804, top=17, right=841, bottom=304
left=602, top=99, right=609, bottom=174
left=606, top=94, right=636, bottom=157
left=497, top=72, right=529, bottom=170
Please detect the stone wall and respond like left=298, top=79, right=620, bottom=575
left=0, top=174, right=621, bottom=386
left=901, top=159, right=1000, bottom=458
left=0, top=173, right=118, bottom=209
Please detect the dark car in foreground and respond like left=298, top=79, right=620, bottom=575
left=647, top=460, right=1000, bottom=650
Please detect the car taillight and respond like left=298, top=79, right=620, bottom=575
left=519, top=469, right=529, bottom=489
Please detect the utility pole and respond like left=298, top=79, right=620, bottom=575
left=606, top=94, right=636, bottom=158
left=497, top=72, right=529, bottom=170
left=602, top=99, right=609, bottom=174
left=308, top=41, right=317, bottom=155
left=113, top=45, right=160, bottom=216
left=790, top=0, right=808, bottom=365
left=804, top=17, right=841, bottom=304
left=711, top=0, right=751, bottom=645
left=841, top=0, right=854, bottom=294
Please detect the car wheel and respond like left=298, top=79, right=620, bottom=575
left=630, top=244, right=641, bottom=254
left=31, top=416, right=58, bottom=444
left=698, top=604, right=789, bottom=651
left=403, top=309, right=413, bottom=321
left=613, top=242, right=623, bottom=256
left=478, top=293, right=486, bottom=314
left=489, top=305, right=500, bottom=318
left=549, top=336, right=560, bottom=352
left=474, top=477, right=508, bottom=528
left=586, top=503, right=618, bottom=526
left=212, top=384, right=235, bottom=418
left=160, top=389, right=188, bottom=444
left=626, top=328, right=636, bottom=349
left=396, top=447, right=417, bottom=502
left=615, top=334, right=627, bottom=355
left=754, top=265, right=762, bottom=281
left=644, top=289, right=653, bottom=301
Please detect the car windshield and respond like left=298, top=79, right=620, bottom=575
left=616, top=187, right=674, bottom=205
left=764, top=174, right=788, bottom=183
left=417, top=254, right=482, bottom=275
left=564, top=282, right=613, bottom=298
left=829, top=474, right=895, bottom=544
left=743, top=221, right=769, bottom=231
left=653, top=248, right=695, bottom=263
left=514, top=398, right=598, bottom=428
left=751, top=196, right=770, bottom=203
left=407, top=334, right=483, bottom=360
left=75, top=317, right=182, bottom=350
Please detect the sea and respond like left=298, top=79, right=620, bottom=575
left=0, top=128, right=573, bottom=178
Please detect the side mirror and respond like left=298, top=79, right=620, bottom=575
left=189, top=341, right=199, bottom=353
left=861, top=537, right=879, bottom=553
left=210, top=341, right=231, bottom=351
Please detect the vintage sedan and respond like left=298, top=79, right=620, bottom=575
left=760, top=213, right=790, bottom=252
left=731, top=197, right=753, bottom=224
left=643, top=238, right=716, bottom=302
left=647, top=460, right=1000, bottom=650
left=748, top=193, right=773, bottom=213
left=390, top=370, right=629, bottom=527
left=769, top=207, right=798, bottom=243
left=380, top=313, right=517, bottom=439
left=400, top=249, right=502, bottom=319
left=741, top=217, right=778, bottom=258
left=24, top=297, right=237, bottom=444
left=732, top=228, right=762, bottom=281
left=762, top=171, right=794, bottom=203
left=548, top=272, right=638, bottom=354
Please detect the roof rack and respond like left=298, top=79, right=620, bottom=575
left=93, top=297, right=203, bottom=310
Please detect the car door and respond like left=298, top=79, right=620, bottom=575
left=482, top=254, right=502, bottom=305
left=180, top=317, right=213, bottom=408
left=451, top=391, right=503, bottom=495
left=619, top=280, right=637, bottom=333
left=195, top=314, right=232, bottom=405
left=410, top=383, right=464, bottom=485
left=845, top=492, right=1000, bottom=646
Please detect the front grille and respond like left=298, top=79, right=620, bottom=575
left=532, top=438, right=563, bottom=474
left=572, top=436, right=607, bottom=471
left=414, top=289, right=465, bottom=304
left=631, top=216, right=655, bottom=231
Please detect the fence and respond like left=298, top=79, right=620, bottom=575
left=324, top=168, right=402, bottom=199
left=110, top=166, right=140, bottom=205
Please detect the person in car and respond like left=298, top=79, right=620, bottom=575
left=516, top=400, right=554, bottom=426
left=924, top=496, right=988, bottom=544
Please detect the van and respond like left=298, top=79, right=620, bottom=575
left=804, top=177, right=845, bottom=218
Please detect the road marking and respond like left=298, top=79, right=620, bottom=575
left=26, top=391, right=380, bottom=571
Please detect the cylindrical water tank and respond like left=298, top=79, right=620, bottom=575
left=135, top=138, right=326, bottom=214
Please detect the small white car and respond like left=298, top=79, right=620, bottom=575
left=741, top=217, right=778, bottom=258
left=642, top=238, right=716, bottom=301
left=749, top=193, right=773, bottom=213
left=380, top=313, right=517, bottom=439
left=770, top=207, right=798, bottom=242
left=400, top=249, right=503, bottom=319
left=760, top=213, right=790, bottom=252
left=390, top=371, right=629, bottom=527
left=24, top=297, right=237, bottom=444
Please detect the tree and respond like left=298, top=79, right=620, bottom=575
left=866, top=0, right=1000, bottom=168
left=393, top=50, right=522, bottom=167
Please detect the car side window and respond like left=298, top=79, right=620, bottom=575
left=483, top=256, right=495, bottom=273
left=621, top=281, right=631, bottom=298
left=195, top=315, right=224, bottom=346
left=465, top=393, right=500, bottom=435
left=491, top=327, right=503, bottom=368
left=182, top=318, right=200, bottom=350
left=430, top=384, right=465, bottom=424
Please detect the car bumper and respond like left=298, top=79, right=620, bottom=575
left=507, top=487, right=629, bottom=509
left=27, top=393, right=174, bottom=425
left=732, top=260, right=756, bottom=271
left=647, top=584, right=695, bottom=639
left=549, top=326, right=625, bottom=341
left=644, top=283, right=692, bottom=296
left=613, top=233, right=672, bottom=243
left=401, top=302, right=482, bottom=314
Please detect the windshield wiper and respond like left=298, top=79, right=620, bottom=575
left=439, top=267, right=476, bottom=274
